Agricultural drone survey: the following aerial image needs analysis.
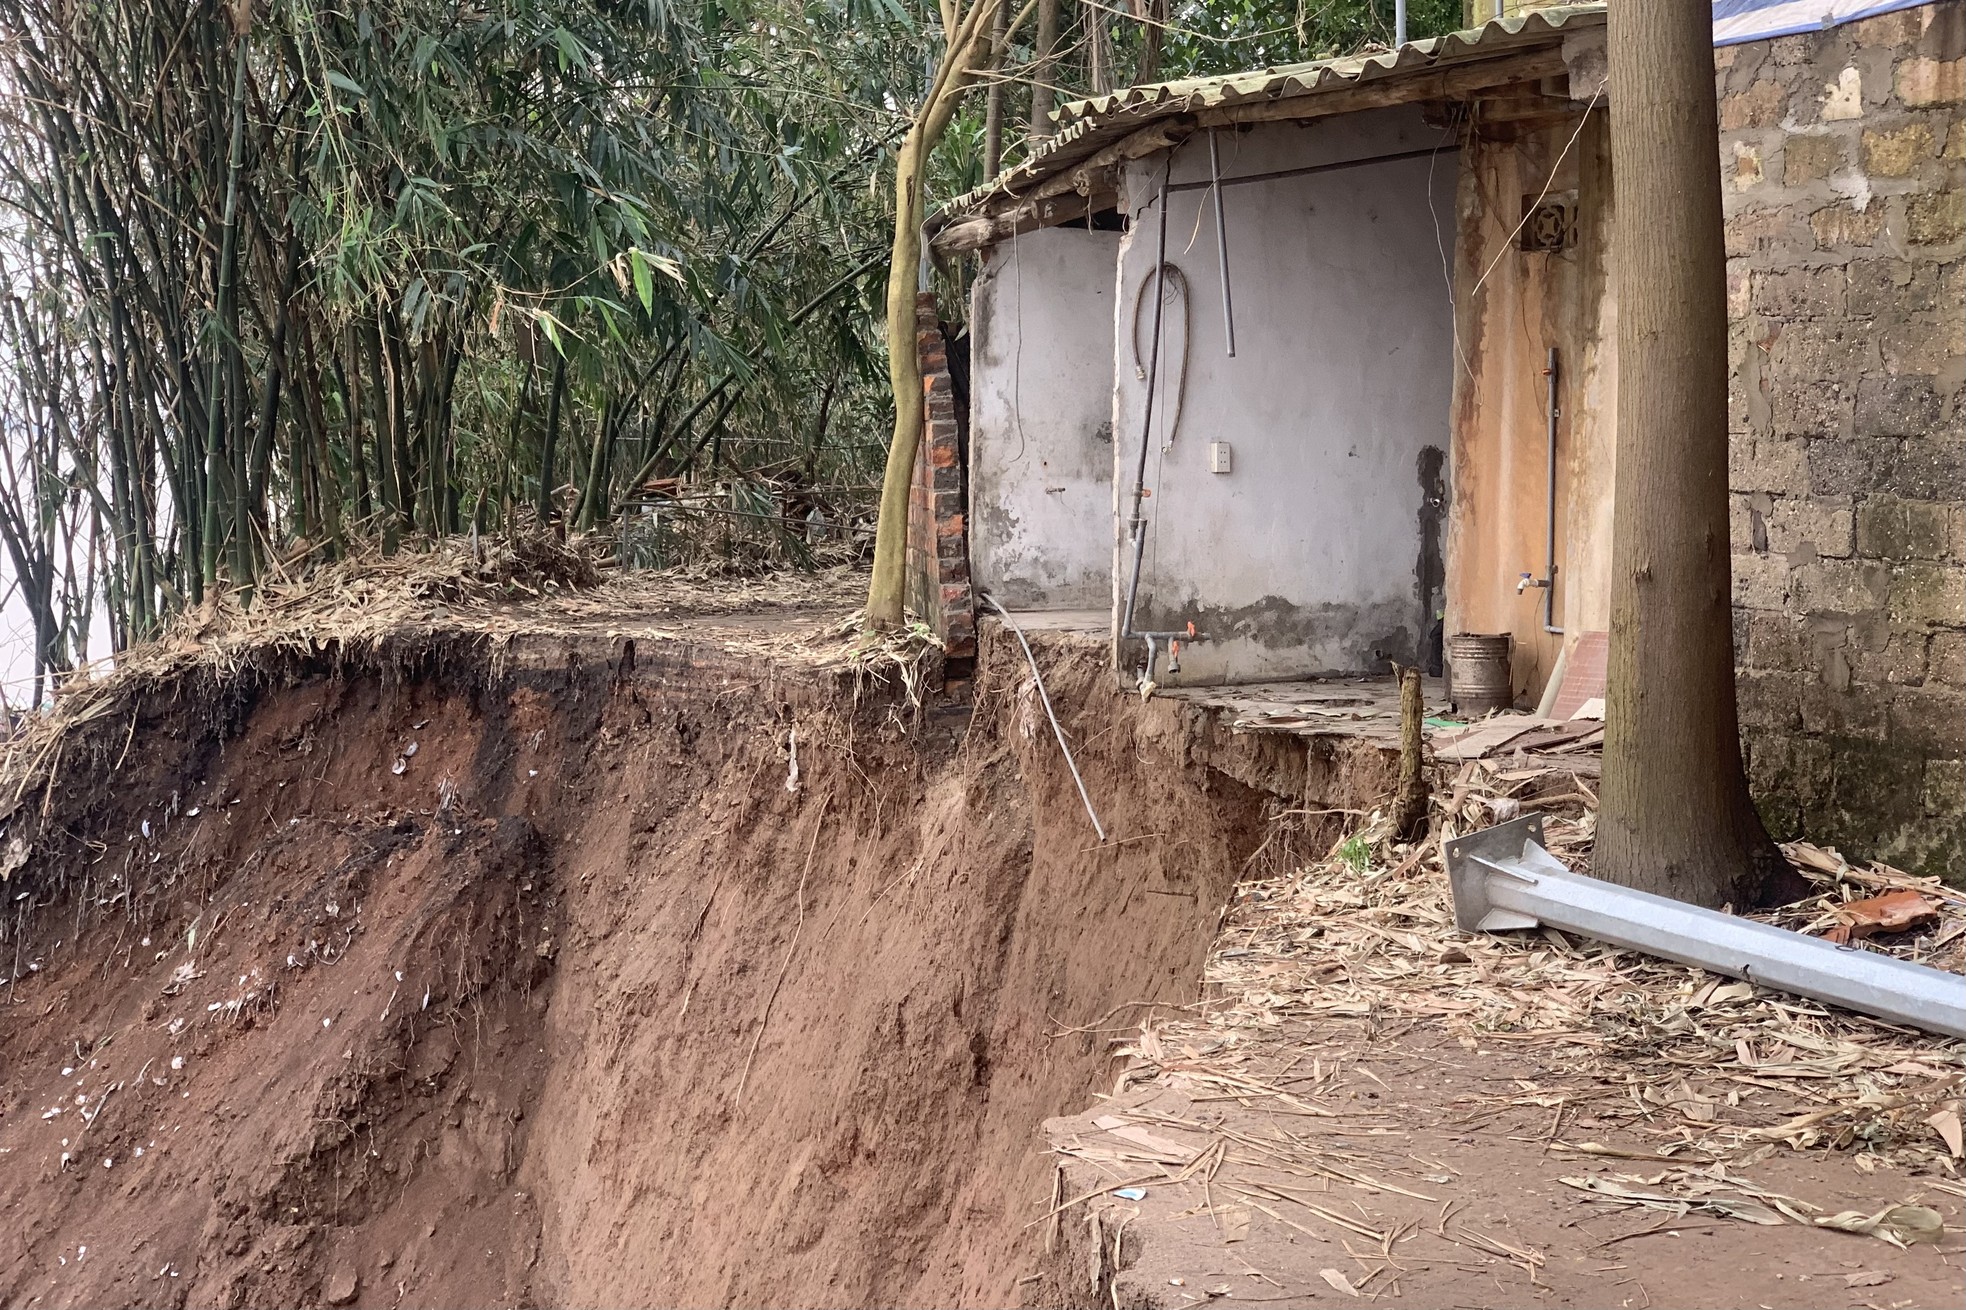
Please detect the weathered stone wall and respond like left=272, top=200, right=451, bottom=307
left=1719, top=4, right=1964, bottom=878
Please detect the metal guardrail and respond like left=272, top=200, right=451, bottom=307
left=1444, top=815, right=1966, bottom=1041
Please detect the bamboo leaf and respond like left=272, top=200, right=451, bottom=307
left=631, top=248, right=655, bottom=314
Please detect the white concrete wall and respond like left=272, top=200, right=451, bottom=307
left=968, top=227, right=1122, bottom=610
left=1114, top=106, right=1458, bottom=682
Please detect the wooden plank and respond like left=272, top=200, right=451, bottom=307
left=931, top=187, right=1121, bottom=253
left=1024, top=119, right=1192, bottom=203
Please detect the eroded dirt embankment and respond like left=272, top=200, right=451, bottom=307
left=0, top=620, right=1394, bottom=1309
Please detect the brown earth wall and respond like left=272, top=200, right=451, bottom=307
left=0, top=623, right=1392, bottom=1308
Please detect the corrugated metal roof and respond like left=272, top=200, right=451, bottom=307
left=945, top=3, right=1605, bottom=222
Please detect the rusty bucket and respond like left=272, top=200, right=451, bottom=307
left=1448, top=632, right=1514, bottom=717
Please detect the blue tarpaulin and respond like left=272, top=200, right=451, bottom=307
left=1713, top=0, right=1933, bottom=46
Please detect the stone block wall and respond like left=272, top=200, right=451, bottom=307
left=1719, top=4, right=1964, bottom=877
left=906, top=292, right=977, bottom=665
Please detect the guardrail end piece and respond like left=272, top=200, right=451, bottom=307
left=1444, top=813, right=1547, bottom=933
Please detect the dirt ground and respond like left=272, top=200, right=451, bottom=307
left=1029, top=817, right=1964, bottom=1310
left=1040, top=1035, right=1962, bottom=1309
left=1, top=565, right=1956, bottom=1308
left=0, top=580, right=1394, bottom=1310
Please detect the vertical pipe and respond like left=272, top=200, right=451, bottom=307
left=1543, top=346, right=1562, bottom=635
left=1494, top=0, right=1505, bottom=21
left=1208, top=131, right=1236, bottom=358
left=1120, top=173, right=1171, bottom=641
left=1395, top=0, right=1408, bottom=46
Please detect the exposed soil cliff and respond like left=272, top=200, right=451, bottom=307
left=0, top=616, right=1392, bottom=1309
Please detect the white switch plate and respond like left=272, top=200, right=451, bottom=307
left=1208, top=441, right=1233, bottom=474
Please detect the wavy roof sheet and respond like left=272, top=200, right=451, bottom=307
left=947, top=4, right=1605, bottom=220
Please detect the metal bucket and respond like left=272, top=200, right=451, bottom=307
left=1448, top=633, right=1514, bottom=717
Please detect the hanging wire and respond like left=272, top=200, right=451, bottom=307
left=983, top=593, right=1107, bottom=843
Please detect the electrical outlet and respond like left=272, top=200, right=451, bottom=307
left=1208, top=441, right=1233, bottom=474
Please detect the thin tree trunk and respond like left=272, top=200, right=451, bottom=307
left=201, top=38, right=248, bottom=591
left=983, top=2, right=1009, bottom=178
left=1394, top=666, right=1428, bottom=837
left=380, top=315, right=414, bottom=533
left=298, top=317, right=345, bottom=554
left=1596, top=0, right=1799, bottom=909
left=539, top=351, right=568, bottom=519
left=1137, top=0, right=1166, bottom=84
left=335, top=338, right=372, bottom=524
left=1085, top=0, right=1112, bottom=94
left=437, top=336, right=462, bottom=532
left=503, top=358, right=538, bottom=525
left=1029, top=0, right=1059, bottom=142
left=867, top=0, right=1020, bottom=630
left=362, top=317, right=400, bottom=552
left=577, top=393, right=624, bottom=530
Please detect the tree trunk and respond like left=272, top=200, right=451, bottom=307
left=865, top=127, right=931, bottom=630
left=1029, top=0, right=1059, bottom=142
left=865, top=0, right=1014, bottom=630
left=1085, top=0, right=1112, bottom=94
left=1137, top=0, right=1166, bottom=84
left=539, top=350, right=568, bottom=520
left=982, top=2, right=1009, bottom=178
left=1394, top=666, right=1428, bottom=838
left=1596, top=0, right=1799, bottom=909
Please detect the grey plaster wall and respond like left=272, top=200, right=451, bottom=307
left=1114, top=106, right=1458, bottom=683
left=969, top=227, right=1123, bottom=610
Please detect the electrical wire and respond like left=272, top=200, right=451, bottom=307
left=983, top=594, right=1107, bottom=842
left=1468, top=84, right=1606, bottom=303
left=1128, top=261, right=1189, bottom=448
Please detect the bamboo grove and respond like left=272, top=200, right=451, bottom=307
left=0, top=0, right=1460, bottom=697
left=0, top=0, right=923, bottom=696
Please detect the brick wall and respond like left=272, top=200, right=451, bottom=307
left=906, top=292, right=977, bottom=665
left=1719, top=4, right=1964, bottom=878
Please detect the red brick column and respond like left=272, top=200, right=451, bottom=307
left=905, top=292, right=976, bottom=664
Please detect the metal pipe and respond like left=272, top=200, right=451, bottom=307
left=1134, top=624, right=1203, bottom=683
left=1541, top=346, right=1561, bottom=635
left=1446, top=816, right=1966, bottom=1042
left=1493, top=0, right=1505, bottom=21
left=1165, top=143, right=1456, bottom=193
left=1395, top=0, right=1407, bottom=46
left=1208, top=130, right=1236, bottom=358
left=1515, top=347, right=1562, bottom=633
left=1119, top=172, right=1171, bottom=644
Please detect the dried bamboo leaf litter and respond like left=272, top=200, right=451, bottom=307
left=1120, top=769, right=1962, bottom=1172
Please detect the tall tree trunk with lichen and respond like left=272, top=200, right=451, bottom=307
left=1595, top=0, right=1800, bottom=909
left=865, top=0, right=1026, bottom=631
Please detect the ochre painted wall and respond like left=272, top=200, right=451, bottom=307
left=1444, top=108, right=1617, bottom=707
